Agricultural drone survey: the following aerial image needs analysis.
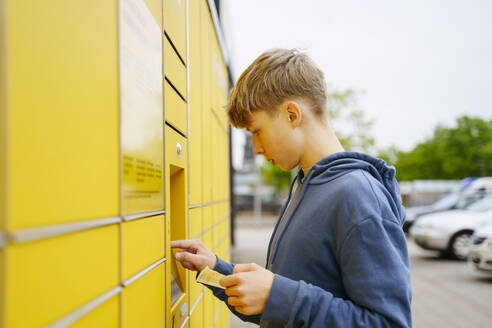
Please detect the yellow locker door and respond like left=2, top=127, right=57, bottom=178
left=122, top=263, right=165, bottom=327
left=188, top=0, right=203, bottom=206
left=6, top=0, right=119, bottom=231
left=6, top=225, right=119, bottom=327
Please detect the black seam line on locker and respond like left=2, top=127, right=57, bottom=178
left=212, top=233, right=229, bottom=253
left=165, top=121, right=187, bottom=139
left=122, top=210, right=166, bottom=222
left=188, top=198, right=230, bottom=209
left=8, top=217, right=121, bottom=244
left=122, top=257, right=166, bottom=287
left=164, top=76, right=187, bottom=102
left=207, top=0, right=230, bottom=67
left=46, top=285, right=122, bottom=328
left=189, top=288, right=205, bottom=316
left=164, top=31, right=186, bottom=67
left=191, top=215, right=229, bottom=240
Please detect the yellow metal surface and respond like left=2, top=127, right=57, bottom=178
left=163, top=0, right=187, bottom=62
left=6, top=0, right=119, bottom=230
left=189, top=207, right=202, bottom=240
left=122, top=263, right=165, bottom=328
left=165, top=80, right=188, bottom=135
left=71, top=294, right=120, bottom=328
left=166, top=126, right=188, bottom=168
left=120, top=0, right=164, bottom=215
left=190, top=296, right=204, bottom=328
left=188, top=0, right=203, bottom=207
left=5, top=224, right=119, bottom=327
left=164, top=37, right=187, bottom=99
left=122, top=214, right=165, bottom=280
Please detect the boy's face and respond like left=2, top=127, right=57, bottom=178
left=246, top=103, right=303, bottom=171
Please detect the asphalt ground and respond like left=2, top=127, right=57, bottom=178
left=228, top=216, right=492, bottom=328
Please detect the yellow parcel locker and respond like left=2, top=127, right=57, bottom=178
left=122, top=214, right=165, bottom=280
left=164, top=37, right=187, bottom=100
left=122, top=262, right=165, bottom=328
left=6, top=0, right=119, bottom=230
left=71, top=294, right=119, bottom=328
left=165, top=80, right=188, bottom=135
left=5, top=224, right=119, bottom=327
left=163, top=0, right=187, bottom=61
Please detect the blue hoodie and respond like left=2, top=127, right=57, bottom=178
left=204, top=152, right=412, bottom=327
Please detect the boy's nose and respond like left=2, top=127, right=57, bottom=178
left=252, top=138, right=264, bottom=155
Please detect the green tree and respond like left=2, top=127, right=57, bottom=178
left=379, top=116, right=492, bottom=181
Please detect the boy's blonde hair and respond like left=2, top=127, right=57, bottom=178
left=226, top=48, right=327, bottom=129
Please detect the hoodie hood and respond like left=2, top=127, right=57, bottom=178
left=298, top=151, right=405, bottom=223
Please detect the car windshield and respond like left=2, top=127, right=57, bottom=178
left=432, top=192, right=460, bottom=210
left=465, top=194, right=492, bottom=212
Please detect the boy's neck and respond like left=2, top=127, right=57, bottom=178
left=298, top=120, right=344, bottom=169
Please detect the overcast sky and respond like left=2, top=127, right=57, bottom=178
left=220, top=0, right=492, bottom=157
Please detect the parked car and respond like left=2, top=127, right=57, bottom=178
left=404, top=177, right=492, bottom=233
left=409, top=193, right=492, bottom=259
left=468, top=223, right=492, bottom=273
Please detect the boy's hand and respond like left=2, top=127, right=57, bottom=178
left=171, top=239, right=217, bottom=272
left=220, top=263, right=274, bottom=315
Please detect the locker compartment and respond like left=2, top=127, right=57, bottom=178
left=164, top=37, right=187, bottom=99
left=166, top=132, right=189, bottom=327
left=189, top=208, right=202, bottom=240
left=189, top=296, right=204, bottom=328
left=71, top=293, right=119, bottom=328
left=163, top=0, right=187, bottom=62
left=122, top=214, right=165, bottom=280
left=7, top=0, right=119, bottom=230
left=166, top=126, right=188, bottom=168
left=5, top=224, right=119, bottom=327
left=165, top=80, right=188, bottom=135
left=188, top=0, right=203, bottom=208
left=122, top=263, right=165, bottom=328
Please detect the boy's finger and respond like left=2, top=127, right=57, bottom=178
left=175, top=251, right=199, bottom=264
left=233, top=263, right=258, bottom=273
left=171, top=240, right=197, bottom=249
left=220, top=274, right=239, bottom=287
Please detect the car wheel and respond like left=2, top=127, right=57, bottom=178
left=449, top=231, right=473, bottom=260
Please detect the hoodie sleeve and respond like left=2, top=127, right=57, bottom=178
left=260, top=216, right=412, bottom=327
left=197, top=256, right=262, bottom=324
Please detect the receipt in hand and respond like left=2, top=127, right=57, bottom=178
left=196, top=266, right=225, bottom=289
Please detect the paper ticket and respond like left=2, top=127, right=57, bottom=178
left=196, top=266, right=225, bottom=289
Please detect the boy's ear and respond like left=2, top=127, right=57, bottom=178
left=285, top=101, right=302, bottom=127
